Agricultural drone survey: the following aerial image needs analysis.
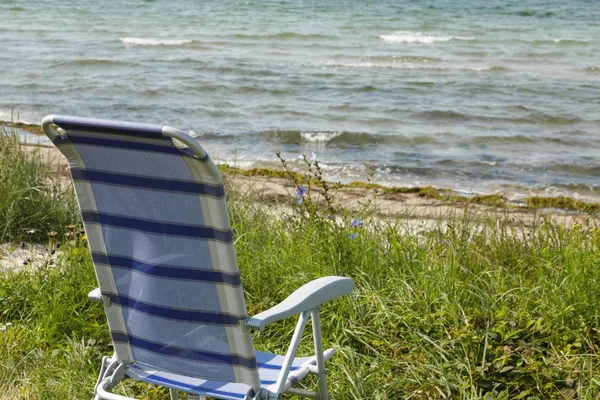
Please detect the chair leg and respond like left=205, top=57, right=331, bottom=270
left=311, top=308, right=329, bottom=400
left=94, top=358, right=133, bottom=400
left=94, top=356, right=111, bottom=397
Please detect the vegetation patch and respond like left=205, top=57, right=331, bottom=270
left=469, top=194, right=508, bottom=206
left=1, top=146, right=600, bottom=398
left=218, top=164, right=299, bottom=181
left=3, top=121, right=44, bottom=135
left=219, top=163, right=599, bottom=213
left=525, top=196, right=600, bottom=213
left=0, top=127, right=79, bottom=242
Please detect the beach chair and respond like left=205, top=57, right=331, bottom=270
left=41, top=115, right=355, bottom=400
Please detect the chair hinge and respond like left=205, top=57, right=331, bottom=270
left=102, top=295, right=112, bottom=308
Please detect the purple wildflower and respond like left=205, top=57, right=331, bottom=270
left=296, top=185, right=306, bottom=205
left=349, top=233, right=358, bottom=239
left=351, top=219, right=362, bottom=227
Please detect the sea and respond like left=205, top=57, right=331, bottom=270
left=1, top=0, right=599, bottom=201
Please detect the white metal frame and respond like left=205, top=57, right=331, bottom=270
left=41, top=115, right=60, bottom=140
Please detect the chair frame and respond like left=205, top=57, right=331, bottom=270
left=42, top=116, right=355, bottom=400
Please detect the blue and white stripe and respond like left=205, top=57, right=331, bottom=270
left=126, top=351, right=324, bottom=400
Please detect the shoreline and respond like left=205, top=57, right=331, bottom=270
left=17, top=143, right=599, bottom=232
left=6, top=120, right=600, bottom=215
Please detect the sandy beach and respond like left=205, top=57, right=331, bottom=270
left=20, top=141, right=597, bottom=230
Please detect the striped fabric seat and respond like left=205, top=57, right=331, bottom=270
left=127, top=351, right=329, bottom=400
left=46, top=116, right=260, bottom=388
left=42, top=115, right=353, bottom=400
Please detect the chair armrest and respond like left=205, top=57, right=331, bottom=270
left=88, top=287, right=103, bottom=303
left=245, top=276, right=354, bottom=330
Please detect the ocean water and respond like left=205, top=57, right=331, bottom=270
left=1, top=0, right=599, bottom=200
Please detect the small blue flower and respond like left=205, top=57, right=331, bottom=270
left=296, top=185, right=307, bottom=205
left=349, top=233, right=358, bottom=239
left=351, top=219, right=362, bottom=227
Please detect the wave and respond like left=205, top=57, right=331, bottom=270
left=463, top=66, right=510, bottom=72
left=120, top=37, right=193, bottom=46
left=547, top=164, right=600, bottom=176
left=196, top=129, right=387, bottom=146
left=327, top=61, right=508, bottom=72
left=411, top=110, right=584, bottom=125
left=518, top=38, right=592, bottom=46
left=534, top=183, right=600, bottom=196
left=466, top=135, right=586, bottom=147
left=550, top=38, right=590, bottom=44
left=506, top=113, right=585, bottom=125
left=190, top=131, right=235, bottom=140
left=258, top=130, right=379, bottom=146
left=379, top=31, right=474, bottom=44
left=411, top=110, right=470, bottom=121
left=227, top=32, right=335, bottom=40
left=52, top=59, right=133, bottom=67
left=300, top=132, right=343, bottom=143
left=258, top=131, right=454, bottom=147
left=370, top=55, right=443, bottom=63
left=436, top=159, right=503, bottom=168
left=233, top=129, right=593, bottom=149
left=511, top=11, right=554, bottom=18
left=330, top=54, right=443, bottom=63
left=489, top=38, right=592, bottom=46
left=578, top=66, right=600, bottom=74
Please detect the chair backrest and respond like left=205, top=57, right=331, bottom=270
left=42, top=115, right=260, bottom=387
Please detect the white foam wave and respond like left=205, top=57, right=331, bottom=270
left=330, top=62, right=401, bottom=69
left=120, top=37, right=192, bottom=46
left=329, top=61, right=437, bottom=69
left=379, top=31, right=474, bottom=44
left=300, top=132, right=342, bottom=143
left=326, top=61, right=506, bottom=72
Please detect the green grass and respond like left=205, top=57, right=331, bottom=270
left=1, top=142, right=600, bottom=399
left=0, top=127, right=79, bottom=242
